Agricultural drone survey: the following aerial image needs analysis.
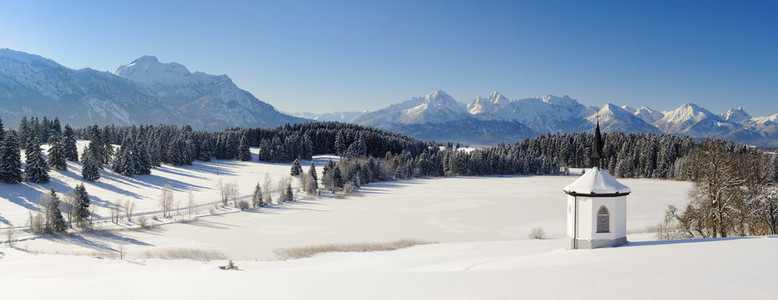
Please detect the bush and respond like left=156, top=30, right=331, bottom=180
left=528, top=227, right=546, bottom=239
left=237, top=200, right=250, bottom=211
left=137, top=216, right=149, bottom=229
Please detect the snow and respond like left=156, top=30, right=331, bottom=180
left=2, top=142, right=776, bottom=298
left=564, top=167, right=631, bottom=195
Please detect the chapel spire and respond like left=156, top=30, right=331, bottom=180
left=590, top=121, right=603, bottom=169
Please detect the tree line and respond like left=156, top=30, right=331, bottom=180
left=5, top=116, right=778, bottom=240
left=660, top=139, right=778, bottom=238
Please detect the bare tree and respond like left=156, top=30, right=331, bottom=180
left=262, top=173, right=273, bottom=204
left=159, top=184, right=174, bottom=218
left=123, top=199, right=136, bottom=222
left=216, top=178, right=229, bottom=206
left=6, top=225, right=16, bottom=248
left=224, top=181, right=239, bottom=207
left=187, top=190, right=195, bottom=218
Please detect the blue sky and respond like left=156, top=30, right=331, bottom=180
left=1, top=0, right=776, bottom=115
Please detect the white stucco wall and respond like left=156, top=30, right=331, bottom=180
left=567, top=195, right=627, bottom=242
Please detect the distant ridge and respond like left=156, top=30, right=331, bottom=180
left=305, top=90, right=778, bottom=146
left=0, top=49, right=307, bottom=130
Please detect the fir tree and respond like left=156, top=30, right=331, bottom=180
left=101, top=126, right=115, bottom=164
left=134, top=136, right=152, bottom=175
left=0, top=117, right=5, bottom=142
left=309, top=162, right=318, bottom=181
left=47, top=131, right=67, bottom=171
left=62, top=124, right=79, bottom=161
left=0, top=131, right=22, bottom=184
left=71, top=184, right=91, bottom=228
left=43, top=188, right=67, bottom=233
left=25, top=136, right=50, bottom=183
left=81, top=151, right=101, bottom=181
left=238, top=134, right=251, bottom=161
left=252, top=183, right=263, bottom=207
left=308, top=162, right=319, bottom=193
left=283, top=184, right=294, bottom=202
left=333, top=165, right=344, bottom=190
left=18, top=116, right=29, bottom=151
left=290, top=159, right=302, bottom=177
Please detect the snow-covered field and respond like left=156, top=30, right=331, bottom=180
left=2, top=145, right=776, bottom=299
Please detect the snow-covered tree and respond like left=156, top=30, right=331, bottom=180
left=251, top=183, right=263, bottom=207
left=237, top=134, right=251, bottom=161
left=71, top=184, right=91, bottom=228
left=47, top=131, right=67, bottom=171
left=62, top=124, right=79, bottom=161
left=24, top=134, right=50, bottom=184
left=290, top=159, right=302, bottom=177
left=43, top=188, right=67, bottom=233
left=283, top=184, right=294, bottom=202
left=0, top=131, right=22, bottom=184
left=81, top=150, right=101, bottom=181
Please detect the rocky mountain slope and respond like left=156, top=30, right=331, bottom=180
left=0, top=49, right=306, bottom=130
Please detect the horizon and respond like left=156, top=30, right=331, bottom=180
left=1, top=1, right=776, bottom=115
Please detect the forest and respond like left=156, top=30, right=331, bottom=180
left=2, top=117, right=777, bottom=238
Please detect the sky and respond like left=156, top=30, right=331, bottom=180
left=1, top=0, right=776, bottom=115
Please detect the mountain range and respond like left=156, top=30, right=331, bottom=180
left=1, top=49, right=776, bottom=146
left=0, top=49, right=305, bottom=130
left=306, top=90, right=778, bottom=146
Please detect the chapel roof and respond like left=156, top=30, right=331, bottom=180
left=564, top=167, right=631, bottom=197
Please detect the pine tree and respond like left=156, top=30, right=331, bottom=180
left=88, top=125, right=105, bottom=165
left=72, top=184, right=91, bottom=228
left=333, top=165, right=344, bottom=191
left=18, top=116, right=29, bottom=151
left=101, top=127, right=115, bottom=164
left=283, top=184, right=294, bottom=202
left=81, top=151, right=101, bottom=181
left=43, top=188, right=67, bottom=233
left=62, top=124, right=79, bottom=161
left=47, top=131, right=67, bottom=171
left=0, top=131, right=22, bottom=184
left=25, top=136, right=50, bottom=184
left=307, top=162, right=319, bottom=193
left=0, top=117, right=5, bottom=142
left=238, top=134, right=251, bottom=161
left=134, top=137, right=152, bottom=175
left=290, top=159, right=302, bottom=177
left=252, top=183, right=263, bottom=207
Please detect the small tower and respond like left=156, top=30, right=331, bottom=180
left=564, top=122, right=630, bottom=249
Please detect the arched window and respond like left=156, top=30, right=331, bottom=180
left=596, top=206, right=610, bottom=233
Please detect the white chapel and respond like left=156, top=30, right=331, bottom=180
left=564, top=122, right=630, bottom=250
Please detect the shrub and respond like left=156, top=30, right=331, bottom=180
left=138, top=216, right=149, bottom=229
left=237, top=200, right=250, bottom=211
left=528, top=227, right=546, bottom=239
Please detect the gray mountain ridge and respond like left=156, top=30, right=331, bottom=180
left=308, top=90, right=778, bottom=146
left=0, top=49, right=307, bottom=130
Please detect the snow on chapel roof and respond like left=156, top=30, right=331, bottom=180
left=564, top=167, right=631, bottom=196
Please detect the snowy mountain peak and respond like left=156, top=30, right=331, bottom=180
left=586, top=103, right=659, bottom=133
left=721, top=107, right=751, bottom=123
left=425, top=90, right=456, bottom=103
left=631, top=105, right=664, bottom=124
left=115, top=55, right=195, bottom=85
left=541, top=95, right=578, bottom=107
left=467, top=91, right=509, bottom=114
left=134, top=55, right=160, bottom=64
